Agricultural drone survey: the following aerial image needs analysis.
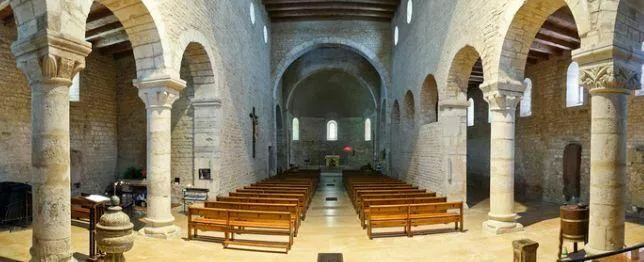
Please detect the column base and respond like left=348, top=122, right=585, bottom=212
left=584, top=244, right=619, bottom=256
left=139, top=224, right=181, bottom=239
left=29, top=238, right=77, bottom=262
left=482, top=220, right=524, bottom=235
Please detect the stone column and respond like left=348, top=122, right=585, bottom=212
left=134, top=77, right=186, bottom=238
left=578, top=58, right=639, bottom=254
left=438, top=99, right=469, bottom=203
left=11, top=32, right=91, bottom=261
left=481, top=88, right=523, bottom=234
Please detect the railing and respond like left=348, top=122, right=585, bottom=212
left=557, top=243, right=643, bottom=262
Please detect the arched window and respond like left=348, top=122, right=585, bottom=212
left=566, top=62, right=584, bottom=107
left=467, top=98, right=474, bottom=127
left=69, top=73, right=80, bottom=102
left=327, top=120, right=338, bottom=141
left=364, top=118, right=372, bottom=141
left=292, top=118, right=299, bottom=141
left=520, top=78, right=532, bottom=117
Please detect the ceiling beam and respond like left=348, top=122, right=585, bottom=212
left=539, top=21, right=580, bottom=43
left=87, top=7, right=112, bottom=23
left=91, top=30, right=128, bottom=49
left=86, top=21, right=123, bottom=39
left=266, top=4, right=394, bottom=12
left=534, top=33, right=578, bottom=50
left=270, top=10, right=393, bottom=19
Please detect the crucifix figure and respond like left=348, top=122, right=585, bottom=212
left=249, top=107, right=259, bottom=158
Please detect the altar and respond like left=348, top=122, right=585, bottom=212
left=325, top=155, right=340, bottom=168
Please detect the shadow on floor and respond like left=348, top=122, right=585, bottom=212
left=516, top=201, right=560, bottom=227
left=0, top=257, right=21, bottom=262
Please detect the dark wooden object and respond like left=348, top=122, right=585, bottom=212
left=558, top=204, right=589, bottom=258
left=71, top=197, right=105, bottom=261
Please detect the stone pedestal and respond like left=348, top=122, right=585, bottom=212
left=512, top=239, right=539, bottom=262
left=481, top=88, right=524, bottom=234
left=96, top=196, right=135, bottom=262
left=11, top=32, right=91, bottom=261
left=134, top=77, right=186, bottom=238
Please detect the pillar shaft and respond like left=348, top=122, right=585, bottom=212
left=29, top=79, right=74, bottom=261
left=135, top=78, right=185, bottom=238
left=586, top=88, right=629, bottom=254
left=11, top=31, right=91, bottom=261
left=481, top=89, right=523, bottom=234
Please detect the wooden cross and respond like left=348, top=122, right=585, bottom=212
left=249, top=107, right=258, bottom=158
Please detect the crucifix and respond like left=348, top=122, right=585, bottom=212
left=249, top=107, right=259, bottom=158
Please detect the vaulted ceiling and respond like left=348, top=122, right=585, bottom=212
left=263, top=0, right=401, bottom=22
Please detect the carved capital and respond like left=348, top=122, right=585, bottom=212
left=134, top=76, right=186, bottom=109
left=11, top=31, right=92, bottom=85
left=483, top=91, right=521, bottom=111
left=580, top=62, right=640, bottom=94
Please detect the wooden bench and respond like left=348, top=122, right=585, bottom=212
left=360, top=196, right=447, bottom=228
left=353, top=188, right=427, bottom=209
left=243, top=186, right=312, bottom=207
left=228, top=192, right=308, bottom=217
left=188, top=206, right=295, bottom=253
left=356, top=192, right=437, bottom=214
left=204, top=201, right=300, bottom=236
left=366, top=202, right=464, bottom=239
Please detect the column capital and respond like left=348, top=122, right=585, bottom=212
left=573, top=45, right=642, bottom=94
left=134, top=76, right=186, bottom=109
left=482, top=89, right=522, bottom=111
left=11, top=30, right=92, bottom=85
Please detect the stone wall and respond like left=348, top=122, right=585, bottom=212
left=115, top=55, right=146, bottom=177
left=0, top=22, right=121, bottom=194
left=157, top=0, right=273, bottom=195
left=290, top=117, right=374, bottom=169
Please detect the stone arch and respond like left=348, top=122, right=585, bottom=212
left=446, top=45, right=483, bottom=100
left=9, top=0, right=173, bottom=80
left=403, top=90, right=415, bottom=125
left=177, top=29, right=222, bottom=99
left=494, top=0, right=591, bottom=83
left=272, top=37, right=390, bottom=100
left=285, top=68, right=378, bottom=111
left=420, top=74, right=439, bottom=124
left=178, top=41, right=217, bottom=101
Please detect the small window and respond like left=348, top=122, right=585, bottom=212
left=249, top=2, right=256, bottom=24
left=394, top=26, right=399, bottom=46
left=566, top=62, right=584, bottom=107
left=520, top=78, right=532, bottom=117
left=263, top=25, right=268, bottom=44
left=364, top=118, right=372, bottom=141
left=406, top=0, right=413, bottom=24
left=467, top=98, right=474, bottom=127
left=69, top=73, right=80, bottom=102
left=327, top=120, right=338, bottom=141
left=292, top=118, right=299, bottom=141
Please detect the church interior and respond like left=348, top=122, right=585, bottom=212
left=0, top=0, right=643, bottom=261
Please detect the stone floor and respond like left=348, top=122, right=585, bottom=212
left=1, top=174, right=643, bottom=261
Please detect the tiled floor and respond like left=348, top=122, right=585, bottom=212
left=1, top=174, right=642, bottom=261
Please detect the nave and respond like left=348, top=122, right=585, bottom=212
left=1, top=172, right=642, bottom=261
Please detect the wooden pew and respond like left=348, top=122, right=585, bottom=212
left=356, top=192, right=437, bottom=214
left=204, top=201, right=300, bottom=236
left=360, top=196, right=447, bottom=228
left=353, top=188, right=427, bottom=209
left=243, top=186, right=312, bottom=207
left=228, top=192, right=308, bottom=217
left=188, top=206, right=295, bottom=253
left=365, top=202, right=464, bottom=239
left=408, top=202, right=464, bottom=236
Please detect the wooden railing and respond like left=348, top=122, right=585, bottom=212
left=557, top=243, right=643, bottom=262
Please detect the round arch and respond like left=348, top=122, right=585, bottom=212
left=403, top=90, right=415, bottom=124
left=446, top=45, right=484, bottom=101
left=494, top=0, right=591, bottom=83
left=177, top=30, right=221, bottom=99
left=285, top=68, right=378, bottom=111
left=421, top=74, right=439, bottom=124
left=272, top=37, right=390, bottom=100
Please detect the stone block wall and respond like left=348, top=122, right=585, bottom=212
left=290, top=117, right=374, bottom=169
left=115, top=55, right=146, bottom=177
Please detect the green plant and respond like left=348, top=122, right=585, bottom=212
left=123, top=166, right=144, bottom=180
